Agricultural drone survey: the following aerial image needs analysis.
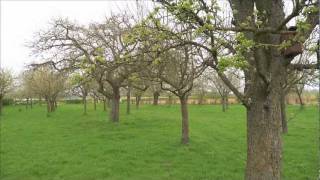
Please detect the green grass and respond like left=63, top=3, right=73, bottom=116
left=0, top=103, right=318, bottom=180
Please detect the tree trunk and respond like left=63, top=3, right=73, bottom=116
left=153, top=92, right=160, bottom=105
left=179, top=95, right=189, bottom=144
left=226, top=95, right=229, bottom=110
left=103, top=98, right=107, bottom=111
left=168, top=95, right=173, bottom=106
left=50, top=99, right=56, bottom=112
left=245, top=94, right=282, bottom=180
left=135, top=95, right=141, bottom=109
left=127, top=87, right=131, bottom=115
left=83, top=96, right=87, bottom=115
left=245, top=51, right=282, bottom=180
left=93, top=97, right=97, bottom=111
left=230, top=1, right=284, bottom=179
left=280, top=90, right=288, bottom=134
left=46, top=97, right=54, bottom=115
left=46, top=100, right=51, bottom=114
left=221, top=96, right=226, bottom=112
left=110, top=87, right=120, bottom=122
left=296, top=89, right=304, bottom=109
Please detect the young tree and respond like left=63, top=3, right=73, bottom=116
left=210, top=70, right=240, bottom=112
left=156, top=47, right=205, bottom=144
left=0, top=69, right=13, bottom=115
left=70, top=73, right=93, bottom=115
left=24, top=66, right=66, bottom=114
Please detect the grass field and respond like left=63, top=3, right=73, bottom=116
left=0, top=103, right=318, bottom=180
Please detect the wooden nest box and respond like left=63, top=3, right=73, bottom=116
left=280, top=26, right=303, bottom=58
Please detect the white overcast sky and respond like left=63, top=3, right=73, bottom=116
left=1, top=0, right=154, bottom=74
left=0, top=0, right=297, bottom=75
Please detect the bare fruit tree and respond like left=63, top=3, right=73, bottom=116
left=23, top=66, right=66, bottom=114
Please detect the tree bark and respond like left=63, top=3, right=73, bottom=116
left=153, top=91, right=160, bottom=105
left=110, top=87, right=120, bottom=122
left=127, top=87, right=131, bottom=114
left=179, top=95, right=189, bottom=144
left=245, top=47, right=283, bottom=180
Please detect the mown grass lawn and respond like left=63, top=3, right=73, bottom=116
left=0, top=103, right=318, bottom=180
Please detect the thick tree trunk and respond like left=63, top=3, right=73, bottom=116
left=153, top=92, right=160, bottom=105
left=280, top=90, right=288, bottom=134
left=83, top=96, right=87, bottom=115
left=135, top=96, right=141, bottom=109
left=110, top=87, right=120, bottom=122
left=245, top=50, right=282, bottom=180
left=179, top=95, right=189, bottom=144
left=127, top=88, right=131, bottom=115
left=245, top=95, right=282, bottom=180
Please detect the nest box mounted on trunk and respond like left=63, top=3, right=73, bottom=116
left=280, top=26, right=303, bottom=58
